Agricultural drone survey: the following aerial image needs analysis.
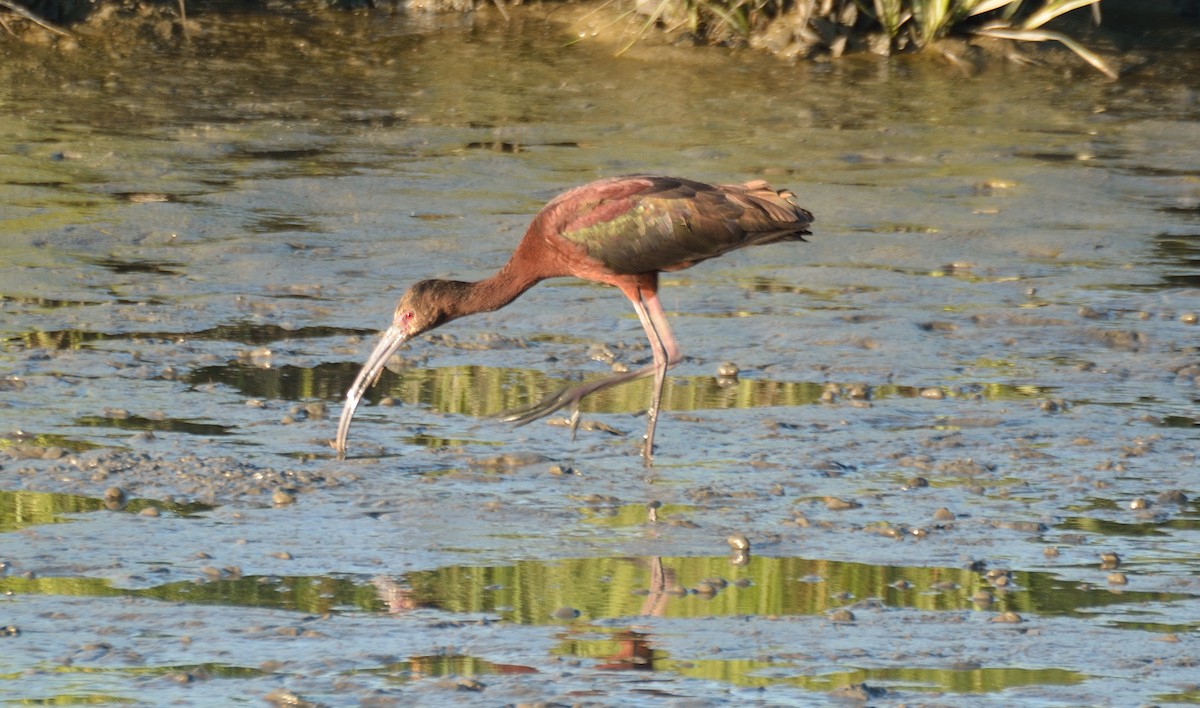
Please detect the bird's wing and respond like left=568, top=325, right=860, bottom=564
left=541, top=175, right=812, bottom=276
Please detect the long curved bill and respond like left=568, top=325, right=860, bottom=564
left=334, top=326, right=409, bottom=458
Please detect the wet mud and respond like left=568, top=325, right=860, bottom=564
left=2, top=6, right=1199, bottom=706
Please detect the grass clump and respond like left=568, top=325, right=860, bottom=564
left=624, top=0, right=1116, bottom=77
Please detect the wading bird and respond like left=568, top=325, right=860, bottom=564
left=334, top=175, right=813, bottom=462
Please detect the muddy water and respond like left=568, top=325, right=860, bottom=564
left=2, top=6, right=1199, bottom=705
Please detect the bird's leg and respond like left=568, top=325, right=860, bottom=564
left=500, top=360, right=656, bottom=426
left=568, top=407, right=582, bottom=440
left=499, top=278, right=682, bottom=461
left=630, top=287, right=679, bottom=463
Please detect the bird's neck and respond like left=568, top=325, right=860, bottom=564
left=450, top=247, right=545, bottom=319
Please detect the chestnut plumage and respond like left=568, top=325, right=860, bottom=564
left=334, top=175, right=813, bottom=461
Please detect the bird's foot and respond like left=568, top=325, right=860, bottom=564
left=640, top=438, right=654, bottom=465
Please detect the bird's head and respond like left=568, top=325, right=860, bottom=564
left=390, top=279, right=467, bottom=337
left=333, top=279, right=468, bottom=457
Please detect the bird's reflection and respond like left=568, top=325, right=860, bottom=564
left=598, top=556, right=671, bottom=671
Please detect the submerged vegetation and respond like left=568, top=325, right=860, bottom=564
left=0, top=0, right=1140, bottom=78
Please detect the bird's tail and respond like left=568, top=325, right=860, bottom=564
left=723, top=179, right=814, bottom=239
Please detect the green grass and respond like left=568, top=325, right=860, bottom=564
left=632, top=0, right=1115, bottom=77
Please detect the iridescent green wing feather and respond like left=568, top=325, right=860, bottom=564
left=545, top=176, right=812, bottom=276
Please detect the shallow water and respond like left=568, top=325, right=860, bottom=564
left=2, top=6, right=1199, bottom=705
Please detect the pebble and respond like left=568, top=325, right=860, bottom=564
left=726, top=534, right=750, bottom=552
left=587, top=343, right=615, bottom=364
left=827, top=609, right=855, bottom=623
left=991, top=611, right=1022, bottom=623
left=264, top=688, right=313, bottom=707
left=919, top=387, right=944, bottom=399
left=272, top=490, right=296, bottom=506
left=933, top=507, right=955, bottom=521
left=1039, top=399, right=1065, bottom=413
left=1156, top=490, right=1188, bottom=505
left=103, top=487, right=128, bottom=509
left=456, top=678, right=486, bottom=692
left=551, top=607, right=581, bottom=620
left=1107, top=572, right=1128, bottom=585
left=824, top=497, right=861, bottom=511
left=1100, top=552, right=1121, bottom=569
left=716, top=373, right=739, bottom=387
left=830, top=683, right=886, bottom=700
left=716, top=362, right=739, bottom=377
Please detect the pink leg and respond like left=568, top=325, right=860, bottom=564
left=500, top=276, right=683, bottom=462
left=631, top=287, right=682, bottom=461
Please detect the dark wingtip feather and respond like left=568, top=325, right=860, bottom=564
left=724, top=179, right=814, bottom=231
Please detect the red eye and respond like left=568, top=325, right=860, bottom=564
left=400, top=311, right=415, bottom=324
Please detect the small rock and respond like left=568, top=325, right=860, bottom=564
left=824, top=497, right=861, bottom=511
left=829, top=683, right=886, bottom=700
left=828, top=608, right=855, bottom=623
left=103, top=487, right=128, bottom=509
left=551, top=607, right=580, bottom=620
left=264, top=688, right=315, bottom=707
left=1156, top=490, right=1188, bottom=506
left=456, top=678, right=485, bottom=692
